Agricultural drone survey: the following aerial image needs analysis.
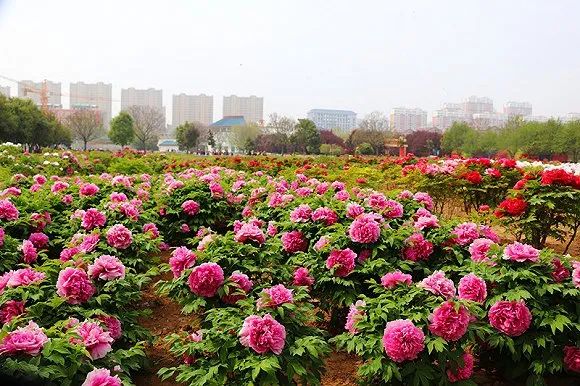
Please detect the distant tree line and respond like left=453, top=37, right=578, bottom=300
left=441, top=118, right=580, bottom=161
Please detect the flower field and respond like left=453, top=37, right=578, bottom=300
left=0, top=144, right=579, bottom=386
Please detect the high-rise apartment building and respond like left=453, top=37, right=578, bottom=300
left=0, top=86, right=9, bottom=97
left=222, top=95, right=263, bottom=123
left=432, top=103, right=470, bottom=130
left=472, top=112, right=508, bottom=129
left=562, top=112, right=580, bottom=122
left=18, top=80, right=62, bottom=106
left=389, top=107, right=427, bottom=133
left=172, top=93, right=213, bottom=126
left=463, top=96, right=493, bottom=116
left=70, top=82, right=113, bottom=128
left=503, top=101, right=532, bottom=117
left=121, top=87, right=163, bottom=111
left=306, top=109, right=357, bottom=131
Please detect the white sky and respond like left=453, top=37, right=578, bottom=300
left=0, top=0, right=579, bottom=124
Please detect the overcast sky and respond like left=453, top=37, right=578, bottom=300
left=1, top=0, right=579, bottom=123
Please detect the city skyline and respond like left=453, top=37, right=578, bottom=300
left=1, top=1, right=579, bottom=123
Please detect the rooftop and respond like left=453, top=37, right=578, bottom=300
left=211, top=116, right=246, bottom=127
left=158, top=139, right=178, bottom=146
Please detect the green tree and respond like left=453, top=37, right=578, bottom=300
left=229, top=123, right=262, bottom=153
left=175, top=121, right=202, bottom=153
left=441, top=122, right=476, bottom=154
left=108, top=111, right=134, bottom=147
left=207, top=130, right=216, bottom=149
left=291, top=119, right=320, bottom=154
left=346, top=129, right=387, bottom=154
left=556, top=120, right=580, bottom=161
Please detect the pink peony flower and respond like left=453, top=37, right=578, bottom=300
left=96, top=315, right=122, bottom=340
left=488, top=300, right=532, bottom=336
left=81, top=208, right=106, bottom=230
left=502, top=242, right=539, bottom=263
left=384, top=200, right=404, bottom=218
left=348, top=214, right=381, bottom=244
left=0, top=227, right=4, bottom=246
left=479, top=225, right=500, bottom=243
left=169, top=247, right=197, bottom=278
left=334, top=190, right=350, bottom=201
left=188, top=263, right=224, bottom=297
left=0, top=199, right=19, bottom=221
left=381, top=270, right=412, bottom=289
left=313, top=235, right=331, bottom=252
left=419, top=271, right=456, bottom=299
left=428, top=301, right=470, bottom=341
left=326, top=248, right=357, bottom=277
left=209, top=181, right=224, bottom=198
left=311, top=207, right=338, bottom=226
left=413, top=212, right=439, bottom=230
left=239, top=314, right=286, bottom=355
left=398, top=190, right=414, bottom=199
left=21, top=240, right=38, bottom=264
left=180, top=223, right=190, bottom=233
left=468, top=238, right=495, bottom=263
left=258, top=284, right=293, bottom=308
left=345, top=300, right=366, bottom=334
left=573, top=261, right=580, bottom=288
left=62, top=194, right=73, bottom=205
left=451, top=222, right=480, bottom=246
left=234, top=222, right=266, bottom=245
left=76, top=321, right=113, bottom=359
left=293, top=267, right=315, bottom=287
left=0, top=300, right=25, bottom=324
left=56, top=268, right=95, bottom=304
left=6, top=268, right=46, bottom=288
left=458, top=273, right=487, bottom=303
left=414, top=192, right=434, bottom=210
left=281, top=230, right=308, bottom=253
left=290, top=204, right=312, bottom=223
left=0, top=321, right=48, bottom=356
left=222, top=272, right=253, bottom=304
left=28, top=232, right=49, bottom=249
left=382, top=319, right=425, bottom=362
left=346, top=202, right=365, bottom=219
left=181, top=200, right=200, bottom=216
left=403, top=233, right=434, bottom=261
left=106, top=224, right=133, bottom=250
left=447, top=351, right=475, bottom=382
left=143, top=222, right=159, bottom=239
left=563, top=346, right=580, bottom=373
left=88, top=255, right=126, bottom=281
left=79, top=183, right=100, bottom=196
left=82, top=368, right=121, bottom=386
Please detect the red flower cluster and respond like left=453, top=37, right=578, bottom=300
left=541, top=169, right=579, bottom=188
left=495, top=197, right=527, bottom=217
left=462, top=171, right=482, bottom=185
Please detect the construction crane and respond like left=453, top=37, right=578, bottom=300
left=0, top=74, right=51, bottom=113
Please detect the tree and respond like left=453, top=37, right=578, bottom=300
left=405, top=130, right=442, bottom=156
left=346, top=129, right=387, bottom=154
left=175, top=121, right=202, bottom=153
left=229, top=123, right=262, bottom=153
left=255, top=133, right=289, bottom=154
left=125, top=105, right=165, bottom=151
left=291, top=119, right=321, bottom=154
left=556, top=120, right=580, bottom=162
left=359, top=111, right=389, bottom=131
left=441, top=122, right=476, bottom=155
left=108, top=111, right=134, bottom=147
left=319, top=130, right=345, bottom=147
left=267, top=113, right=296, bottom=135
left=0, top=96, right=71, bottom=148
left=66, top=109, right=104, bottom=150
left=207, top=130, right=216, bottom=149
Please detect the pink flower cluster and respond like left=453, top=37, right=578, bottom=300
left=458, top=273, right=487, bottom=303
left=169, top=247, right=195, bottom=278
left=348, top=214, right=381, bottom=244
left=345, top=300, right=366, bottom=334
left=468, top=238, right=495, bottom=263
left=326, top=248, right=356, bottom=277
left=234, top=222, right=266, bottom=245
left=382, top=319, right=425, bottom=362
left=293, top=267, right=314, bottom=287
left=181, top=200, right=200, bottom=216
left=56, top=267, right=95, bottom=304
left=451, top=222, right=480, bottom=246
left=222, top=272, right=253, bottom=304
left=81, top=208, right=106, bottom=230
left=106, top=224, right=133, bottom=249
left=502, top=242, right=540, bottom=263
left=290, top=204, right=312, bottom=223
left=76, top=321, right=113, bottom=359
left=0, top=199, right=19, bottom=221
left=258, top=284, right=294, bottom=308
left=188, top=262, right=224, bottom=297
left=311, top=207, right=338, bottom=225
left=381, top=270, right=412, bottom=289
left=488, top=300, right=532, bottom=336
left=82, top=368, right=121, bottom=386
left=239, top=314, right=286, bottom=355
left=446, top=351, right=475, bottom=382
left=281, top=230, right=308, bottom=253
left=428, top=301, right=470, bottom=341
left=88, top=255, right=126, bottom=281
left=403, top=233, right=433, bottom=261
left=0, top=300, right=25, bottom=324
left=0, top=321, right=48, bottom=356
left=419, top=271, right=456, bottom=299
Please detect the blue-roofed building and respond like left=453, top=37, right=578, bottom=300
left=210, top=115, right=246, bottom=153
left=158, top=138, right=179, bottom=152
